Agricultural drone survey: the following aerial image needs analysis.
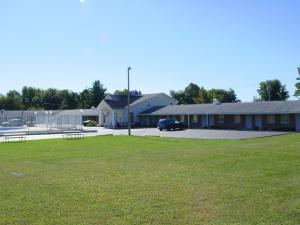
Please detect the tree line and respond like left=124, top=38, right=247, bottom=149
left=170, top=67, right=299, bottom=104
left=0, top=81, right=107, bottom=110
left=1, top=67, right=299, bottom=110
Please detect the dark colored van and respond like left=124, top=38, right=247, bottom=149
left=157, top=119, right=184, bottom=131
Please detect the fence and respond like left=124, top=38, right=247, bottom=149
left=0, top=110, right=83, bottom=133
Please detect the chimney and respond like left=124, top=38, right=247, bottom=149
left=213, top=99, right=221, bottom=105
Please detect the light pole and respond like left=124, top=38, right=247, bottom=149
left=127, top=66, right=131, bottom=136
left=35, top=111, right=37, bottom=127
left=49, top=111, right=53, bottom=130
left=268, top=80, right=271, bottom=101
left=45, top=111, right=49, bottom=129
left=1, top=109, right=4, bottom=125
left=80, top=109, right=84, bottom=130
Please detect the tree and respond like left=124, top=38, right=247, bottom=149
left=170, top=83, right=200, bottom=104
left=21, top=86, right=45, bottom=109
left=61, top=90, right=80, bottom=109
left=91, top=81, right=107, bottom=108
left=31, top=89, right=45, bottom=109
left=196, top=87, right=209, bottom=104
left=171, top=83, right=239, bottom=104
left=295, top=67, right=300, bottom=98
left=170, top=90, right=186, bottom=104
left=43, top=88, right=63, bottom=110
left=0, top=94, right=6, bottom=109
left=183, top=83, right=200, bottom=104
left=207, top=88, right=238, bottom=103
left=257, top=79, right=289, bottom=101
left=5, top=90, right=23, bottom=110
left=79, top=89, right=93, bottom=109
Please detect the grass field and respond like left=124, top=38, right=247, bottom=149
left=1, top=134, right=300, bottom=225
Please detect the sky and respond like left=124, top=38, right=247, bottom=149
left=0, top=0, right=299, bottom=101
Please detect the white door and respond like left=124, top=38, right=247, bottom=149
left=296, top=114, right=300, bottom=132
left=255, top=115, right=263, bottom=130
left=246, top=115, right=253, bottom=130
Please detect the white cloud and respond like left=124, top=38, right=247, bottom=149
left=80, top=0, right=85, bottom=3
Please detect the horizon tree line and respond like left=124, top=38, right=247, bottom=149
left=0, top=67, right=299, bottom=110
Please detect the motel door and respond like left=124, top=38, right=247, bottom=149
left=296, top=114, right=300, bottom=132
left=245, top=115, right=253, bottom=130
left=255, top=115, right=263, bottom=130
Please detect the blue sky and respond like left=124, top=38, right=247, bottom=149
left=0, top=0, right=299, bottom=101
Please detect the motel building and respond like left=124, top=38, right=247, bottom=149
left=139, top=100, right=300, bottom=132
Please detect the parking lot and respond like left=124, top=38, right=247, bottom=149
left=98, top=128, right=290, bottom=140
left=0, top=127, right=291, bottom=142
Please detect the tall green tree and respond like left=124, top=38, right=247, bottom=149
left=170, top=90, right=186, bottom=104
left=21, top=86, right=44, bottom=109
left=79, top=89, right=93, bottom=109
left=91, top=81, right=107, bottom=107
left=183, top=83, right=200, bottom=104
left=0, top=94, right=6, bottom=109
left=207, top=88, right=238, bottom=103
left=295, top=67, right=300, bottom=98
left=170, top=83, right=200, bottom=104
left=5, top=90, right=23, bottom=110
left=196, top=87, right=209, bottom=104
left=43, top=88, right=63, bottom=110
left=61, top=90, right=80, bottom=109
left=257, top=79, right=289, bottom=101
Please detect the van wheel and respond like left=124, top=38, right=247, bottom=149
left=159, top=128, right=163, bottom=131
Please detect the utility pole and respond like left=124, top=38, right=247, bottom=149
left=268, top=81, right=271, bottom=101
left=127, top=67, right=131, bottom=136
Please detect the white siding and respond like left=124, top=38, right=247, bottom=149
left=125, top=94, right=177, bottom=123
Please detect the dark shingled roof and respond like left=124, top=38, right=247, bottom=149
left=139, top=106, right=166, bottom=115
left=150, top=100, right=300, bottom=115
left=104, top=95, right=142, bottom=109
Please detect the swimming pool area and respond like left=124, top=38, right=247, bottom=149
left=0, top=127, right=21, bottom=131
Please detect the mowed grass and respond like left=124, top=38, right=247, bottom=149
left=1, top=134, right=300, bottom=225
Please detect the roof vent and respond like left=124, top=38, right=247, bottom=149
left=213, top=99, right=221, bottom=105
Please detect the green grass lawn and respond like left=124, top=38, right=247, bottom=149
left=1, top=134, right=300, bottom=225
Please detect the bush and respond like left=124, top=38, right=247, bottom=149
left=86, top=120, right=98, bottom=127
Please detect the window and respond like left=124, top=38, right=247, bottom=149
left=281, top=114, right=289, bottom=124
left=234, top=115, right=241, bottom=124
left=267, top=115, right=275, bottom=124
left=218, top=115, right=224, bottom=124
left=193, top=115, right=198, bottom=123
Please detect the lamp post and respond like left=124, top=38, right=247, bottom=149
left=49, top=111, right=53, bottom=130
left=127, top=66, right=131, bottom=136
left=45, top=111, right=49, bottom=129
left=35, top=111, right=37, bottom=127
left=1, top=109, right=4, bottom=125
left=80, top=109, right=84, bottom=130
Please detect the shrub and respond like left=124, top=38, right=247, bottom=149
left=86, top=120, right=98, bottom=127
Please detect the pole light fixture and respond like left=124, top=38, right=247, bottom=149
left=127, top=66, right=131, bottom=136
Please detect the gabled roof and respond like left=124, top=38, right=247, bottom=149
left=102, top=93, right=172, bottom=110
left=128, top=93, right=164, bottom=108
left=103, top=95, right=142, bottom=109
left=139, top=106, right=166, bottom=115
left=150, top=100, right=300, bottom=115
